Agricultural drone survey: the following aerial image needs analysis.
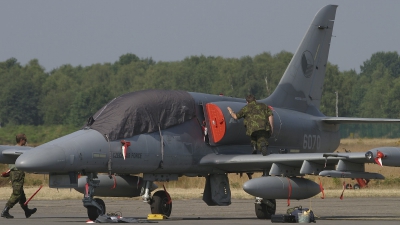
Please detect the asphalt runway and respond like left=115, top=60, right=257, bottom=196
left=1, top=198, right=399, bottom=224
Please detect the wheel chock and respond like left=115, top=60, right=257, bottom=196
left=147, top=214, right=167, bottom=220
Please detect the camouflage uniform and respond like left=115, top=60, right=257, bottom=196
left=236, top=101, right=273, bottom=155
left=1, top=134, right=36, bottom=219
left=6, top=165, right=27, bottom=208
left=2, top=164, right=37, bottom=219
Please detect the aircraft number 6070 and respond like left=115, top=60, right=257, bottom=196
left=303, top=134, right=320, bottom=150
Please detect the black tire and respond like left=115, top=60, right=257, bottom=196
left=345, top=183, right=352, bottom=189
left=255, top=199, right=276, bottom=219
left=354, top=184, right=360, bottom=190
left=150, top=190, right=172, bottom=217
left=87, top=198, right=106, bottom=221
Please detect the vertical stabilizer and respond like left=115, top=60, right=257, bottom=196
left=266, top=5, right=337, bottom=115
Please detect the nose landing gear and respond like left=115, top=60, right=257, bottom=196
left=82, top=173, right=106, bottom=221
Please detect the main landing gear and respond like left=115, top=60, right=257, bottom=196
left=82, top=174, right=173, bottom=221
left=255, top=197, right=276, bottom=219
left=82, top=173, right=106, bottom=221
left=141, top=180, right=172, bottom=217
left=253, top=171, right=276, bottom=219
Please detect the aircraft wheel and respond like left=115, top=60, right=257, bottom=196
left=354, top=184, right=360, bottom=189
left=87, top=198, right=106, bottom=221
left=150, top=190, right=172, bottom=217
left=255, top=199, right=276, bottom=219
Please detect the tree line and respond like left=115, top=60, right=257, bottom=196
left=0, top=51, right=399, bottom=129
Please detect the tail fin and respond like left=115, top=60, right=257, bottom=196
left=265, top=5, right=337, bottom=115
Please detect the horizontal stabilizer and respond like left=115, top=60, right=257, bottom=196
left=319, top=170, right=384, bottom=179
left=322, top=117, right=400, bottom=124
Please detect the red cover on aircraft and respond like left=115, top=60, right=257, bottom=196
left=205, top=103, right=226, bottom=143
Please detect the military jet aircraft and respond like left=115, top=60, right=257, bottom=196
left=2, top=4, right=400, bottom=220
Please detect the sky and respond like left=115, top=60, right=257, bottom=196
left=1, top=0, right=399, bottom=73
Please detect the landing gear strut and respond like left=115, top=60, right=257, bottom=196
left=82, top=173, right=106, bottom=221
left=254, top=197, right=276, bottom=219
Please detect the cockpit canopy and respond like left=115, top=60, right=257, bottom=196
left=87, top=89, right=196, bottom=141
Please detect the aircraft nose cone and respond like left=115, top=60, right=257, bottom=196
left=16, top=146, right=66, bottom=173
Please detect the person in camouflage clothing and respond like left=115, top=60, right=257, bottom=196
left=227, top=94, right=273, bottom=156
left=1, top=134, right=37, bottom=219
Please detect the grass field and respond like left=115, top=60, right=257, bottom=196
left=1, top=138, right=400, bottom=199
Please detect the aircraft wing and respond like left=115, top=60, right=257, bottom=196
left=200, top=147, right=400, bottom=179
left=321, top=117, right=400, bottom=124
left=0, top=145, right=33, bottom=164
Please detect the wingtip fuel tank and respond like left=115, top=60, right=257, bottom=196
left=243, top=177, right=320, bottom=200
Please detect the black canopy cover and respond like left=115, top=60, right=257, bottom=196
left=88, top=90, right=196, bottom=141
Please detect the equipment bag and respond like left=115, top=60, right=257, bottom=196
left=287, top=206, right=316, bottom=223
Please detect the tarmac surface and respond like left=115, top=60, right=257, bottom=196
left=0, top=198, right=399, bottom=224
